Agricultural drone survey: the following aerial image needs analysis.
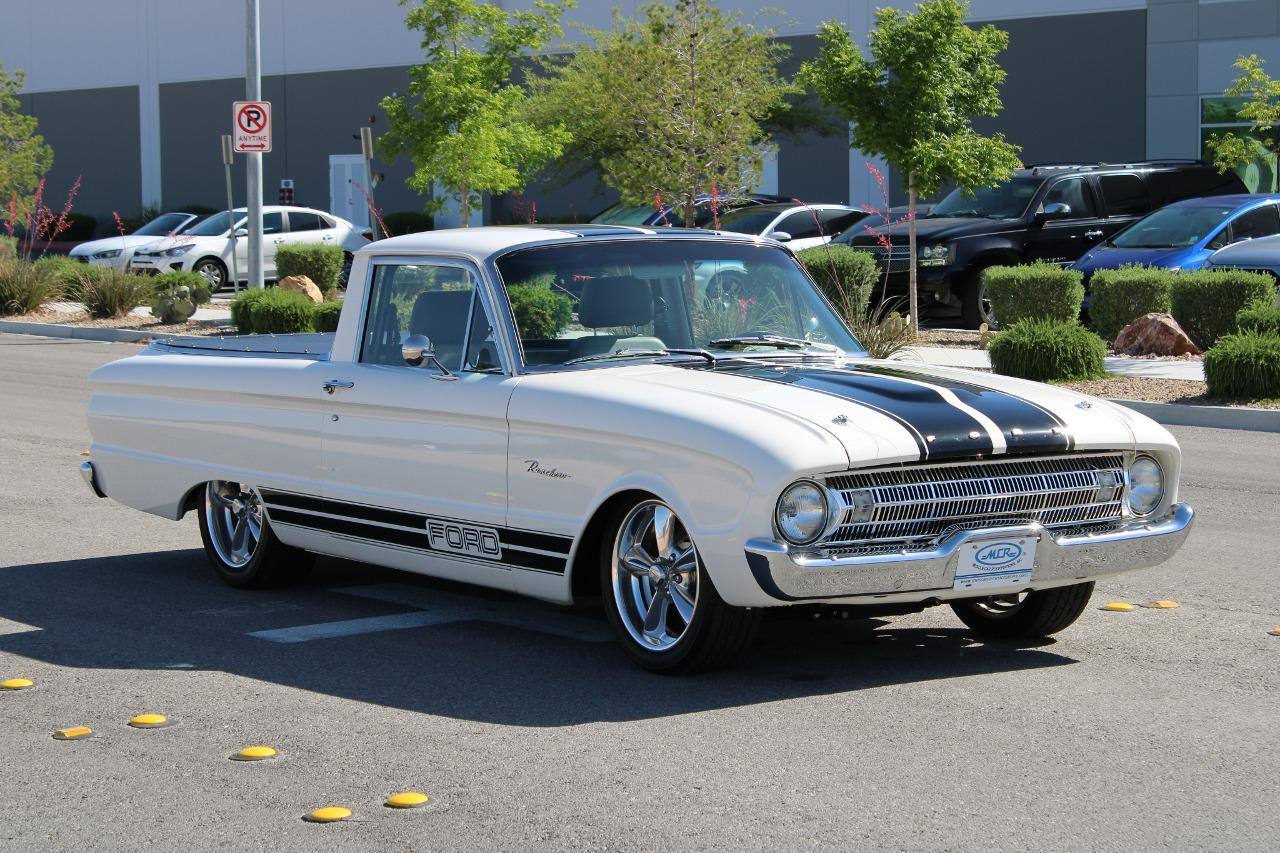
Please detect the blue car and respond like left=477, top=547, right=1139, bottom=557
left=1073, top=194, right=1280, bottom=281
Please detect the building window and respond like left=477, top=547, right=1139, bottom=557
left=1200, top=96, right=1277, bottom=192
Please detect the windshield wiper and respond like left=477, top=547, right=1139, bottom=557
left=565, top=348, right=717, bottom=366
left=708, top=334, right=840, bottom=353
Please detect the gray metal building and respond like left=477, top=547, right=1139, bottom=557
left=2, top=1, right=1275, bottom=231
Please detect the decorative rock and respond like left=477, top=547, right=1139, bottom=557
left=277, top=275, right=323, bottom=303
left=1113, top=313, right=1202, bottom=357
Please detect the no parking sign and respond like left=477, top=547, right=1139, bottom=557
left=232, top=101, right=272, bottom=153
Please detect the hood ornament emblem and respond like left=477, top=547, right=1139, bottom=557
left=832, top=414, right=849, bottom=425
left=1076, top=400, right=1093, bottom=410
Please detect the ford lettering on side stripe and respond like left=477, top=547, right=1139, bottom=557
left=974, top=541, right=1024, bottom=569
left=426, top=519, right=502, bottom=559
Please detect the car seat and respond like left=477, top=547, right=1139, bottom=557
left=567, top=276, right=660, bottom=360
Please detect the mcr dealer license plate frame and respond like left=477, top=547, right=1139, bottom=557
left=953, top=537, right=1037, bottom=592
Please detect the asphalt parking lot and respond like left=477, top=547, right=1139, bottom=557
left=1, top=333, right=1277, bottom=851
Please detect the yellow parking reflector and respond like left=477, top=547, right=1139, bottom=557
left=305, top=807, right=352, bottom=823
left=128, top=713, right=171, bottom=729
left=80, top=450, right=91, bottom=457
left=1101, top=602, right=1136, bottom=612
left=53, top=726, right=92, bottom=740
left=1, top=678, right=34, bottom=690
left=230, top=745, right=278, bottom=761
left=1145, top=600, right=1180, bottom=609
left=1270, top=627, right=1280, bottom=637
left=385, top=791, right=430, bottom=809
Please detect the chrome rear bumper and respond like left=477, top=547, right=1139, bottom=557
left=80, top=460, right=106, bottom=498
left=744, top=503, right=1194, bottom=602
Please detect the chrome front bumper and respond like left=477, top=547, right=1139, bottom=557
left=744, top=503, right=1194, bottom=602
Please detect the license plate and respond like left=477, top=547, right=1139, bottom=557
left=953, top=537, right=1036, bottom=592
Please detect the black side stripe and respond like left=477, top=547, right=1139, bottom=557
left=259, top=490, right=573, bottom=574
left=853, top=365, right=1074, bottom=453
left=731, top=364, right=994, bottom=460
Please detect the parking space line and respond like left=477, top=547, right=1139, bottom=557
left=245, top=583, right=612, bottom=644
left=0, top=617, right=41, bottom=637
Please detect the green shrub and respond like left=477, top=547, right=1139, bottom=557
left=61, top=213, right=97, bottom=242
left=0, top=259, right=63, bottom=315
left=1170, top=269, right=1274, bottom=349
left=148, top=271, right=211, bottom=324
left=274, top=243, right=345, bottom=298
left=508, top=277, right=573, bottom=339
left=989, top=319, right=1107, bottom=382
left=230, top=289, right=272, bottom=331
left=33, top=255, right=91, bottom=301
left=795, top=244, right=877, bottom=321
left=984, top=262, right=1085, bottom=326
left=312, top=301, right=343, bottom=333
left=77, top=267, right=152, bottom=318
left=382, top=211, right=433, bottom=236
left=1236, top=303, right=1280, bottom=336
left=1204, top=331, right=1280, bottom=399
left=246, top=288, right=316, bottom=333
left=152, top=270, right=211, bottom=305
left=1088, top=265, right=1174, bottom=341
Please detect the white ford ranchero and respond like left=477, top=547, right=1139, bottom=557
left=82, top=226, right=1194, bottom=672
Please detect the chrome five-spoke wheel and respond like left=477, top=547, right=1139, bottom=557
left=611, top=500, right=701, bottom=651
left=204, top=481, right=263, bottom=568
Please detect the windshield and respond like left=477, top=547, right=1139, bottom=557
left=186, top=211, right=245, bottom=237
left=495, top=240, right=860, bottom=367
left=717, top=206, right=787, bottom=235
left=592, top=205, right=656, bottom=225
left=134, top=213, right=196, bottom=237
left=1109, top=205, right=1236, bottom=248
left=928, top=178, right=1042, bottom=219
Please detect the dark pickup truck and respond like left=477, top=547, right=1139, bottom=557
left=836, top=160, right=1247, bottom=327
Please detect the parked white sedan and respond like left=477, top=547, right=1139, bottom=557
left=83, top=226, right=1193, bottom=672
left=68, top=211, right=202, bottom=270
left=715, top=203, right=866, bottom=251
left=128, top=205, right=371, bottom=289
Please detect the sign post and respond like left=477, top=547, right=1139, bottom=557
left=360, top=126, right=379, bottom=239
left=220, top=134, right=242, bottom=295
left=242, top=0, right=265, bottom=289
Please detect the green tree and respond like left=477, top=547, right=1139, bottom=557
left=1205, top=54, right=1280, bottom=183
left=379, top=0, right=572, bottom=226
left=0, top=66, right=53, bottom=218
left=800, top=0, right=1021, bottom=330
left=526, top=0, right=795, bottom=227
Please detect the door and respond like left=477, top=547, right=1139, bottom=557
left=329, top=154, right=369, bottom=228
left=1024, top=176, right=1106, bottom=265
left=317, top=258, right=519, bottom=587
left=1097, top=173, right=1151, bottom=241
left=233, top=211, right=286, bottom=280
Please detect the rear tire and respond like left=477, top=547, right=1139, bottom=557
left=601, top=498, right=759, bottom=673
left=198, top=480, right=312, bottom=589
left=960, top=266, right=997, bottom=329
left=950, top=582, right=1094, bottom=640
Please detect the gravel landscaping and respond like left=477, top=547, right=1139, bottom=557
left=1059, top=376, right=1280, bottom=410
left=13, top=307, right=230, bottom=337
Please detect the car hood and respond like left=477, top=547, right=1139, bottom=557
left=848, top=216, right=1016, bottom=245
left=69, top=235, right=176, bottom=256
left=1208, top=234, right=1280, bottom=265
left=1073, top=245, right=1191, bottom=273
left=552, top=358, right=1161, bottom=470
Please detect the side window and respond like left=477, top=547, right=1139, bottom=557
left=289, top=213, right=324, bottom=232
left=1099, top=174, right=1150, bottom=217
left=821, top=209, right=863, bottom=234
left=1043, top=178, right=1097, bottom=219
left=775, top=210, right=823, bottom=240
left=360, top=263, right=489, bottom=372
left=1230, top=204, right=1280, bottom=242
left=262, top=212, right=285, bottom=234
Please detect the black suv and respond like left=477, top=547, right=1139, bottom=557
left=836, top=160, right=1247, bottom=327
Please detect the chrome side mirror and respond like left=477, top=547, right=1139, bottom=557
left=234, top=228, right=248, bottom=237
left=402, top=334, right=434, bottom=366
left=1039, top=202, right=1071, bottom=222
left=402, top=333, right=456, bottom=379
left=771, top=231, right=793, bottom=242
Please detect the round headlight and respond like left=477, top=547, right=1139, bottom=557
left=775, top=481, right=831, bottom=545
left=1127, top=455, right=1164, bottom=516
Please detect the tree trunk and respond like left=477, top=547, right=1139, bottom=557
left=684, top=194, right=696, bottom=229
left=907, top=176, right=919, bottom=333
left=459, top=183, right=470, bottom=228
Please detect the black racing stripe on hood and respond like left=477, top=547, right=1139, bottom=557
left=851, top=364, right=1073, bottom=453
left=727, top=364, right=994, bottom=460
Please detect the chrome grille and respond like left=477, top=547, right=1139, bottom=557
left=821, top=454, right=1126, bottom=553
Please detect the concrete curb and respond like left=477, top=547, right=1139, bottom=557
left=0, top=320, right=156, bottom=343
left=1108, top=399, right=1280, bottom=433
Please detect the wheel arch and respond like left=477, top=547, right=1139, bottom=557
left=568, top=488, right=661, bottom=603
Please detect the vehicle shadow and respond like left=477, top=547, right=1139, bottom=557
left=0, top=550, right=1076, bottom=727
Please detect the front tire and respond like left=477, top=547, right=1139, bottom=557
left=193, top=257, right=228, bottom=292
left=960, top=266, right=997, bottom=329
left=198, top=480, right=313, bottom=589
left=601, top=498, right=759, bottom=673
left=950, top=582, right=1094, bottom=640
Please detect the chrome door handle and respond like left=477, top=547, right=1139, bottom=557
left=1083, top=230, right=1104, bottom=239
left=322, top=379, right=355, bottom=394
